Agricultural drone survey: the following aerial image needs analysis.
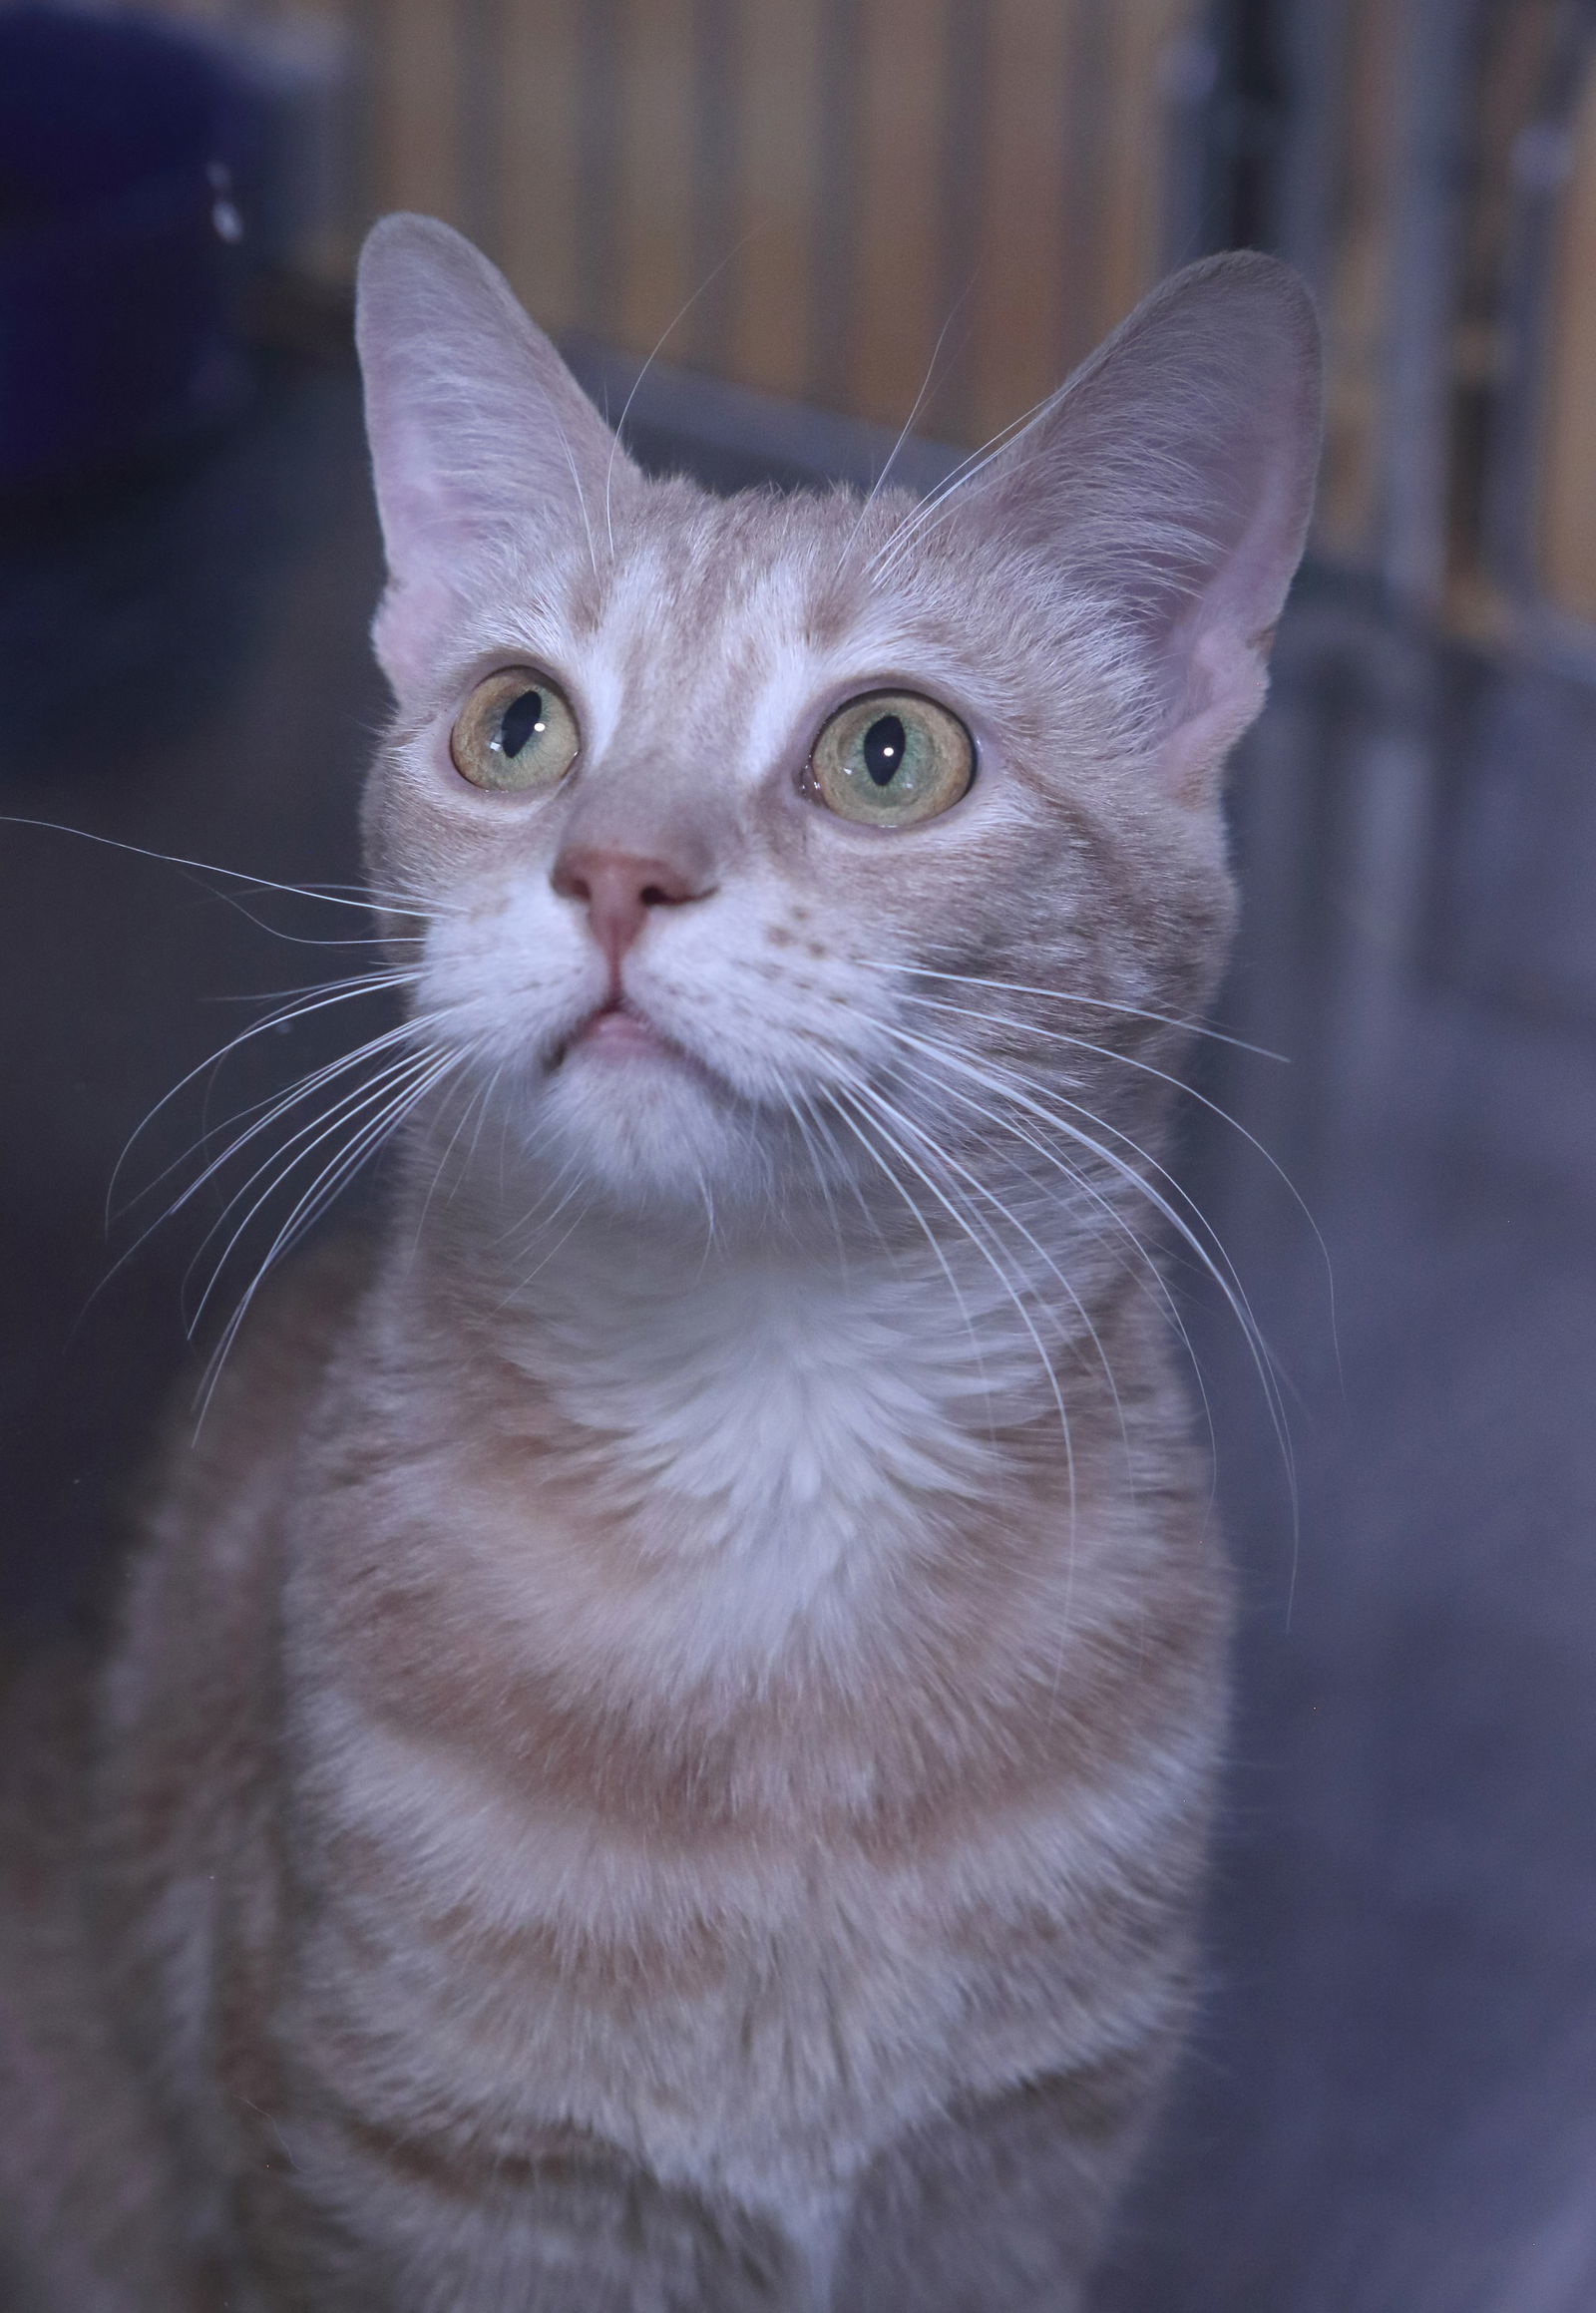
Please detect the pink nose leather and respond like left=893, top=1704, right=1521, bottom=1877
left=550, top=846, right=709, bottom=970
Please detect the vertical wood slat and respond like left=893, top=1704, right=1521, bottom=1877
left=1097, top=0, right=1187, bottom=342
left=689, top=0, right=737, bottom=375
left=809, top=0, right=863, bottom=409
left=966, top=0, right=1071, bottom=450
left=497, top=0, right=585, bottom=337
left=1377, top=0, right=1476, bottom=608
left=1539, top=55, right=1596, bottom=622
left=726, top=0, right=825, bottom=400
left=577, top=0, right=623, bottom=338
left=108, top=0, right=1196, bottom=453
left=456, top=0, right=506, bottom=257
left=370, top=0, right=467, bottom=229
left=848, top=0, right=956, bottom=427
left=927, top=0, right=991, bottom=442
left=1059, top=0, right=1111, bottom=371
left=613, top=0, right=698, bottom=355
left=1442, top=0, right=1560, bottom=628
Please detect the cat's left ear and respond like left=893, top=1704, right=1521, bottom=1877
left=960, top=251, right=1322, bottom=805
left=355, top=214, right=626, bottom=700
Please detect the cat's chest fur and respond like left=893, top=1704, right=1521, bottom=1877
left=458, top=1229, right=1051, bottom=1607
left=292, top=1721, right=1138, bottom=2222
left=260, top=1238, right=1211, bottom=2219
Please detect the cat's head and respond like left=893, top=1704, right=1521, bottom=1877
left=354, top=217, right=1319, bottom=1235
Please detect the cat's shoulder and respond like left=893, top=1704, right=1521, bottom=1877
left=221, top=1227, right=377, bottom=1396
left=139, top=1230, right=377, bottom=1549
left=102, top=1233, right=380, bottom=1768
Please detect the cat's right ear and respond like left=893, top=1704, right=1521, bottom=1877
left=954, top=251, right=1322, bottom=807
left=355, top=214, right=624, bottom=701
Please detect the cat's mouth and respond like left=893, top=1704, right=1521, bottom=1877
left=551, top=995, right=715, bottom=1086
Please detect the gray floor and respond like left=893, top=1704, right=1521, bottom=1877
left=2, top=346, right=1593, bottom=2309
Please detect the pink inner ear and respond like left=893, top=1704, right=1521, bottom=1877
left=1156, top=614, right=1272, bottom=808
left=955, top=254, right=1321, bottom=800
left=1142, top=401, right=1320, bottom=799
left=354, top=214, right=623, bottom=701
left=371, top=571, right=466, bottom=702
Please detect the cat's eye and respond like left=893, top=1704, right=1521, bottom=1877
left=807, top=691, right=975, bottom=827
left=450, top=667, right=580, bottom=793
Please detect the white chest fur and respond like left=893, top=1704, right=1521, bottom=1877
left=496, top=1235, right=1054, bottom=1601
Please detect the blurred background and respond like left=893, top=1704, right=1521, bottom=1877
left=2, top=2, right=1595, bottom=2308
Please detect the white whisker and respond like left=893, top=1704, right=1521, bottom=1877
left=832, top=1076, right=1079, bottom=1561
left=601, top=233, right=759, bottom=558
left=182, top=1041, right=451, bottom=1323
left=110, top=1002, right=433, bottom=1229
left=193, top=1048, right=466, bottom=1426
left=886, top=981, right=1331, bottom=1289
left=857, top=955, right=1285, bottom=1059
left=864, top=382, right=1069, bottom=583
left=869, top=1017, right=1298, bottom=1534
left=833, top=292, right=970, bottom=578
left=826, top=1086, right=1010, bottom=1460
left=204, top=967, right=419, bottom=1009
left=0, top=816, right=448, bottom=919
left=876, top=1036, right=1217, bottom=1485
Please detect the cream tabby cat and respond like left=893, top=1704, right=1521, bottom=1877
left=0, top=217, right=1319, bottom=2310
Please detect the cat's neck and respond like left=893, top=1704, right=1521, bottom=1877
left=312, top=1164, right=1170, bottom=1811
left=427, top=1188, right=1059, bottom=1503
left=377, top=1159, right=1118, bottom=1615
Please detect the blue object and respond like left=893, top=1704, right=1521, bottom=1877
left=0, top=6, right=258, bottom=490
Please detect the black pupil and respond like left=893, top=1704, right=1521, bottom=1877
left=499, top=690, right=546, bottom=757
left=863, top=713, right=906, bottom=786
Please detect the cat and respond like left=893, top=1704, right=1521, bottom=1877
left=0, top=214, right=1319, bottom=2310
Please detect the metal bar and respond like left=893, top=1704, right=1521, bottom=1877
left=1273, top=0, right=1352, bottom=303
left=1378, top=0, right=1486, bottom=608
left=1483, top=0, right=1596, bottom=618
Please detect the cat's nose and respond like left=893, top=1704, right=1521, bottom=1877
left=550, top=845, right=712, bottom=969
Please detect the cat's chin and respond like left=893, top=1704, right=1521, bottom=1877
left=532, top=1037, right=771, bottom=1214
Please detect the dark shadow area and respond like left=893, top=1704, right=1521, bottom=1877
left=0, top=349, right=386, bottom=1633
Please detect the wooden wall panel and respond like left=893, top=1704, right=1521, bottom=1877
left=962, top=0, right=1188, bottom=452
left=966, top=0, right=1071, bottom=450
left=727, top=0, right=825, bottom=401
left=1097, top=0, right=1187, bottom=344
left=613, top=0, right=698, bottom=355
left=1539, top=57, right=1596, bottom=625
left=370, top=0, right=468, bottom=232
left=108, top=0, right=1197, bottom=448
left=497, top=0, right=585, bottom=337
left=95, top=0, right=1596, bottom=644
left=849, top=0, right=957, bottom=428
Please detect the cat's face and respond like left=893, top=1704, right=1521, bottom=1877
left=363, top=481, right=1219, bottom=1219
left=356, top=219, right=1319, bottom=1230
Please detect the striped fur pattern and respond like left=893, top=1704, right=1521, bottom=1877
left=0, top=219, right=1320, bottom=2308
